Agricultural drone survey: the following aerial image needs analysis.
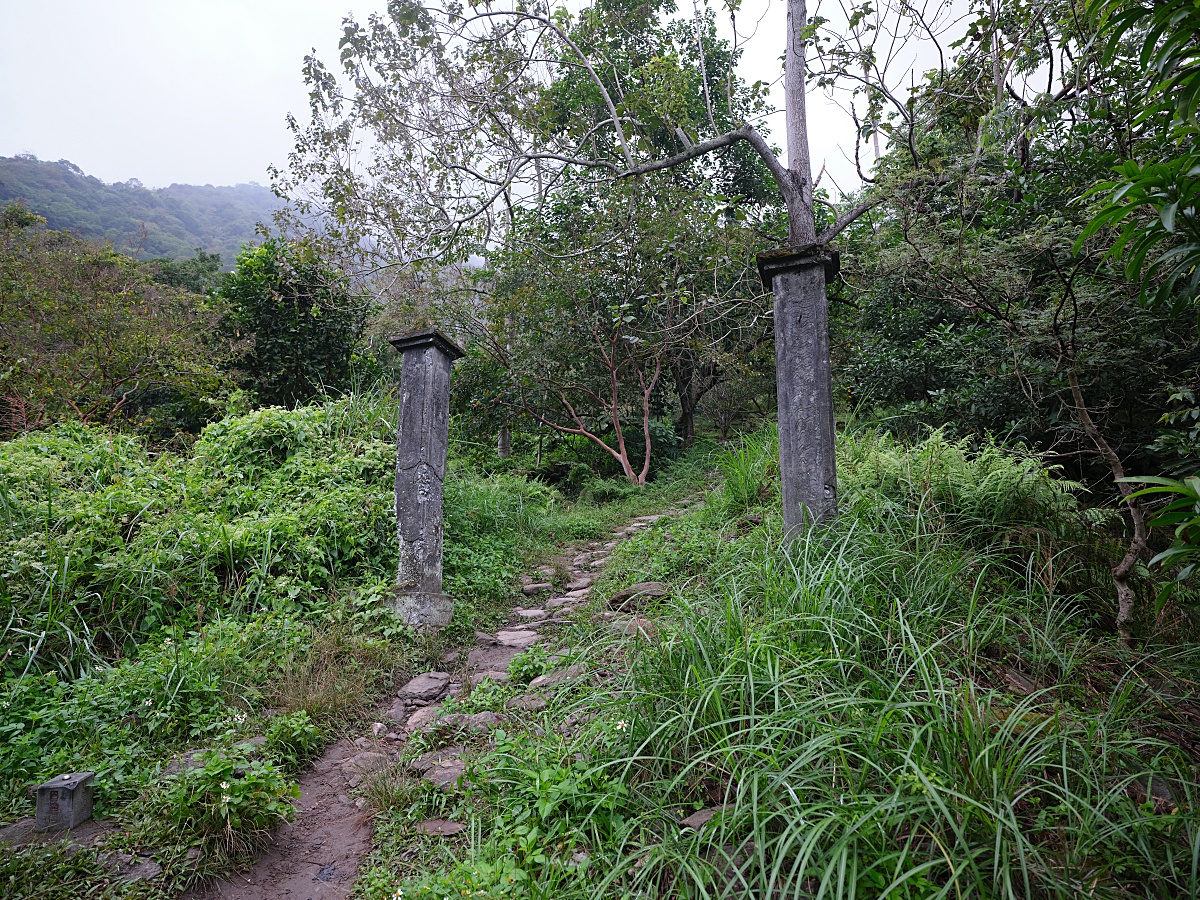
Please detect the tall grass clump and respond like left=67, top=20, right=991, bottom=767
left=416, top=430, right=1200, bottom=899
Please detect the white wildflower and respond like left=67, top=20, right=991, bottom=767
left=615, top=719, right=628, bottom=732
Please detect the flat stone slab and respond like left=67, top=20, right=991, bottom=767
left=565, top=575, right=595, bottom=591
left=514, top=607, right=547, bottom=619
left=529, top=664, right=586, bottom=690
left=609, top=581, right=669, bottom=610
left=466, top=644, right=521, bottom=671
left=681, top=805, right=731, bottom=830
left=405, top=705, right=444, bottom=733
left=522, top=582, right=553, bottom=595
left=506, top=694, right=548, bottom=711
left=424, top=758, right=466, bottom=792
left=470, top=669, right=511, bottom=686
left=399, top=672, right=451, bottom=701
left=415, top=818, right=467, bottom=836
left=496, top=629, right=539, bottom=649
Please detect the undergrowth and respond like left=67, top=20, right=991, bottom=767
left=0, top=388, right=661, bottom=895
left=360, top=428, right=1200, bottom=899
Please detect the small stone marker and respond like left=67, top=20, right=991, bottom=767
left=389, top=329, right=465, bottom=630
left=35, top=772, right=94, bottom=832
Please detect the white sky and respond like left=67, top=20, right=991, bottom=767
left=0, top=0, right=945, bottom=194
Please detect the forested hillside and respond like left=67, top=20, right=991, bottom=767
left=0, top=155, right=281, bottom=265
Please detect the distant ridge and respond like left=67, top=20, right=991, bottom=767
left=0, top=155, right=285, bottom=267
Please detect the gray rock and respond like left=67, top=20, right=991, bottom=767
left=529, top=664, right=586, bottom=690
left=399, top=671, right=451, bottom=701
left=466, top=711, right=504, bottom=732
left=514, top=607, right=547, bottom=619
left=415, top=818, right=467, bottom=836
left=609, top=581, right=669, bottom=610
left=565, top=575, right=595, bottom=591
left=615, top=618, right=660, bottom=640
left=522, top=582, right=554, bottom=595
left=411, top=746, right=465, bottom=773
left=386, top=698, right=409, bottom=724
left=506, top=694, right=548, bottom=711
left=681, top=805, right=730, bottom=830
left=405, top=705, right=444, bottom=733
left=342, top=752, right=389, bottom=778
left=496, top=629, right=539, bottom=649
left=424, top=758, right=466, bottom=792
left=470, top=670, right=511, bottom=686
left=546, top=597, right=578, bottom=609
left=162, top=749, right=209, bottom=778
left=466, top=644, right=521, bottom=672
left=99, top=852, right=162, bottom=883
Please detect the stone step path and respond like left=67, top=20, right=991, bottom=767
left=192, top=508, right=685, bottom=900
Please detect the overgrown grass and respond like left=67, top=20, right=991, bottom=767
left=362, top=428, right=1200, bottom=899
left=0, top=388, right=664, bottom=895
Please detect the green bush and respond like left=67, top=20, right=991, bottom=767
left=150, top=747, right=298, bottom=855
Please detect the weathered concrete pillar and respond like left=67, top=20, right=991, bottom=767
left=497, top=425, right=511, bottom=459
left=388, top=329, right=465, bottom=629
left=758, top=244, right=840, bottom=531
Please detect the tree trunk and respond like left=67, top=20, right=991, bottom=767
left=1069, top=372, right=1148, bottom=647
left=497, top=425, right=511, bottom=459
left=678, top=396, right=696, bottom=448
left=673, top=363, right=698, bottom=448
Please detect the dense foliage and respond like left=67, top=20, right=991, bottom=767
left=0, top=207, right=229, bottom=438
left=218, top=239, right=371, bottom=407
left=0, top=155, right=281, bottom=264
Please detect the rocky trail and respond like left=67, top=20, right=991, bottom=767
left=193, top=508, right=680, bottom=900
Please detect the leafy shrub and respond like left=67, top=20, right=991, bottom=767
left=263, top=711, right=323, bottom=775
left=507, top=646, right=550, bottom=685
left=149, top=747, right=298, bottom=855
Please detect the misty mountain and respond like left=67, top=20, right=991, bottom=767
left=0, top=154, right=285, bottom=267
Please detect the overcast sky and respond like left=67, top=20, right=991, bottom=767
left=0, top=0, right=935, bottom=195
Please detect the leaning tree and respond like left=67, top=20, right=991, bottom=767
left=276, top=0, right=939, bottom=527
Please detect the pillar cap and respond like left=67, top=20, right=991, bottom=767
left=37, top=772, right=94, bottom=792
left=756, top=243, right=840, bottom=292
left=388, top=328, right=466, bottom=361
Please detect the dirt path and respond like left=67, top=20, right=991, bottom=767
left=191, top=509, right=680, bottom=900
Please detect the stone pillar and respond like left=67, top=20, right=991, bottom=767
left=388, top=329, right=465, bottom=629
left=757, top=244, right=840, bottom=531
left=497, top=425, right=511, bottom=459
